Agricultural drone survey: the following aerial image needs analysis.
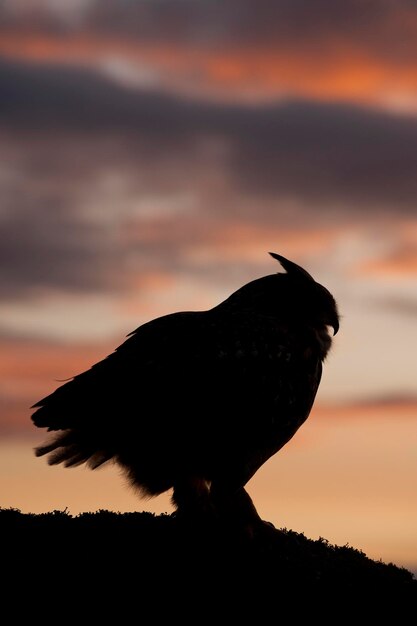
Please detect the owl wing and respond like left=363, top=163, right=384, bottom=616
left=31, top=309, right=323, bottom=475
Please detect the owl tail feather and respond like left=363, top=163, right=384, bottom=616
left=35, top=430, right=113, bottom=469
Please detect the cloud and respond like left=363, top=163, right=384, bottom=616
left=226, top=100, right=417, bottom=213
left=1, top=2, right=417, bottom=109
left=0, top=332, right=115, bottom=435
left=357, top=246, right=417, bottom=277
left=2, top=58, right=417, bottom=212
left=3, top=1, right=416, bottom=53
left=0, top=166, right=126, bottom=299
left=1, top=57, right=417, bottom=302
left=315, top=395, right=417, bottom=420
left=376, top=297, right=417, bottom=317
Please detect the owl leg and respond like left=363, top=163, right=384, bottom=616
left=210, top=483, right=276, bottom=539
left=171, top=476, right=215, bottom=521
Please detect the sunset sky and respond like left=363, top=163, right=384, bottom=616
left=1, top=0, right=416, bottom=575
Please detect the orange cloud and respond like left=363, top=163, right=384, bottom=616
left=357, top=247, right=417, bottom=277
left=0, top=338, right=111, bottom=388
left=350, top=220, right=417, bottom=278
left=203, top=47, right=417, bottom=108
left=0, top=337, right=114, bottom=435
left=314, top=398, right=417, bottom=421
left=122, top=215, right=343, bottom=262
left=1, top=32, right=417, bottom=109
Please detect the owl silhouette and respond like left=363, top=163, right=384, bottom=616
left=32, top=253, right=339, bottom=534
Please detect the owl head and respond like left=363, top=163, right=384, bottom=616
left=219, top=252, right=339, bottom=336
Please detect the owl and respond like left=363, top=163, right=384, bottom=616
left=32, top=253, right=339, bottom=535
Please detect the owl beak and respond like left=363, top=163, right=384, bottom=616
left=331, top=317, right=339, bottom=336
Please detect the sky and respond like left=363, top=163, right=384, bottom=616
left=0, top=0, right=416, bottom=574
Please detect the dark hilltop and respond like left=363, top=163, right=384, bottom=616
left=2, top=507, right=415, bottom=600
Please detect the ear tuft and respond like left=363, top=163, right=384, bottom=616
left=268, top=252, right=315, bottom=281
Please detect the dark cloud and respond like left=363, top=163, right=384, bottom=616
left=1, top=57, right=417, bottom=212
left=0, top=196, right=120, bottom=299
left=0, top=58, right=191, bottom=136
left=2, top=1, right=416, bottom=62
left=229, top=100, right=417, bottom=213
left=1, top=57, right=417, bottom=299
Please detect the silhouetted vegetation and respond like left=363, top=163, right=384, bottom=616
left=2, top=507, right=415, bottom=601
